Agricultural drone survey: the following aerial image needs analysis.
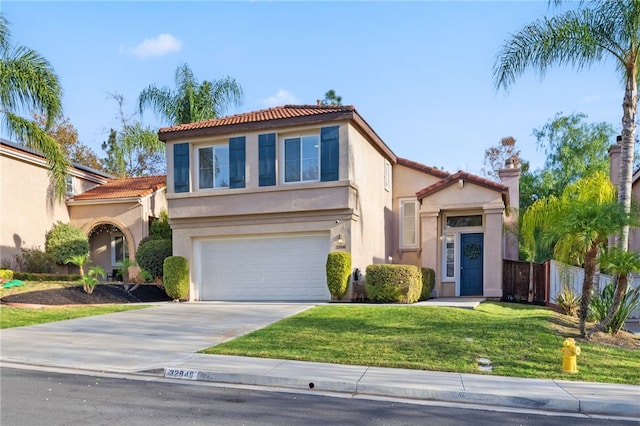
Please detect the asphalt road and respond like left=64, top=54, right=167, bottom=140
left=1, top=367, right=635, bottom=426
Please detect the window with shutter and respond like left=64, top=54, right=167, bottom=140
left=229, top=136, right=246, bottom=189
left=259, top=133, right=276, bottom=186
left=174, top=143, right=190, bottom=193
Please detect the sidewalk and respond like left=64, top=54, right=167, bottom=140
left=161, top=354, right=640, bottom=418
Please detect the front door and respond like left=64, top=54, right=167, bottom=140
left=460, top=233, right=483, bottom=296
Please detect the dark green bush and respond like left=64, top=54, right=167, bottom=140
left=136, top=239, right=172, bottom=279
left=14, top=247, right=56, bottom=273
left=365, top=264, right=422, bottom=304
left=0, top=269, right=14, bottom=281
left=420, top=267, right=435, bottom=301
left=45, top=222, right=89, bottom=264
left=13, top=272, right=81, bottom=281
left=326, top=252, right=351, bottom=299
left=163, top=256, right=189, bottom=300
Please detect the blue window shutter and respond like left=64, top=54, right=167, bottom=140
left=174, top=142, right=190, bottom=193
left=320, top=126, right=339, bottom=181
left=229, top=136, right=246, bottom=188
left=259, top=133, right=276, bottom=186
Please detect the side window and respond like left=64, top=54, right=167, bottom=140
left=65, top=175, right=74, bottom=196
left=111, top=234, right=128, bottom=266
left=400, top=199, right=419, bottom=248
left=444, top=235, right=455, bottom=279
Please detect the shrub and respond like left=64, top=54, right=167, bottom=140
left=150, top=211, right=172, bottom=240
left=554, top=284, right=581, bottom=317
left=0, top=269, right=14, bottom=281
left=589, top=282, right=640, bottom=334
left=136, top=239, right=172, bottom=279
left=163, top=256, right=189, bottom=300
left=45, top=221, right=89, bottom=265
left=13, top=272, right=81, bottom=281
left=14, top=247, right=56, bottom=273
left=365, top=264, right=422, bottom=304
left=420, top=267, right=435, bottom=301
left=326, top=252, right=351, bottom=300
left=80, top=266, right=106, bottom=294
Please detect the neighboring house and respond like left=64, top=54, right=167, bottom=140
left=158, top=104, right=520, bottom=302
left=0, top=138, right=166, bottom=278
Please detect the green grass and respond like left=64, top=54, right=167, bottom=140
left=202, top=302, right=640, bottom=385
left=1, top=280, right=148, bottom=328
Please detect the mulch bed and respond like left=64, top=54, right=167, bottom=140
left=1, top=284, right=172, bottom=306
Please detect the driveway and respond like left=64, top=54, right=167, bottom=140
left=0, top=302, right=314, bottom=373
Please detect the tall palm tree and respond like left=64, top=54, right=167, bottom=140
left=494, top=0, right=640, bottom=251
left=522, top=172, right=632, bottom=337
left=0, top=14, right=68, bottom=199
left=138, top=63, right=243, bottom=126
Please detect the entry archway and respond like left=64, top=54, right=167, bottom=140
left=82, top=217, right=136, bottom=280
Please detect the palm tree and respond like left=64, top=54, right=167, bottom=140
left=138, top=63, right=243, bottom=126
left=494, top=0, right=640, bottom=251
left=0, top=14, right=68, bottom=199
left=589, top=247, right=640, bottom=337
left=322, top=89, right=342, bottom=106
left=522, top=172, right=632, bottom=337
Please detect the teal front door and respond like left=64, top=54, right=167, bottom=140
left=460, top=233, right=483, bottom=296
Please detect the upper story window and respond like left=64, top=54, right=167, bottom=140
left=65, top=175, right=74, bottom=195
left=384, top=160, right=391, bottom=191
left=284, top=135, right=320, bottom=183
left=400, top=199, right=419, bottom=248
left=198, top=144, right=230, bottom=189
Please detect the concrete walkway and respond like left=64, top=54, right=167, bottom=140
left=1, top=302, right=638, bottom=419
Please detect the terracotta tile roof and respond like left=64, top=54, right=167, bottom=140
left=396, top=157, right=450, bottom=178
left=158, top=104, right=397, bottom=162
left=416, top=171, right=509, bottom=200
left=72, top=175, right=166, bottom=201
left=159, top=104, right=357, bottom=134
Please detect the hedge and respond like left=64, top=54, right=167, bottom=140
left=326, top=252, right=351, bottom=299
left=136, top=239, right=172, bottom=279
left=420, top=267, right=436, bottom=301
left=365, top=264, right=422, bottom=304
left=163, top=256, right=189, bottom=300
left=12, top=272, right=82, bottom=282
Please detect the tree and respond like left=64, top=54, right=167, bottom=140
left=45, top=221, right=89, bottom=265
left=102, top=94, right=165, bottom=177
left=322, top=90, right=342, bottom=106
left=494, top=0, right=639, bottom=251
left=33, top=113, right=103, bottom=170
left=0, top=14, right=68, bottom=199
left=138, top=63, right=243, bottom=125
left=521, top=172, right=632, bottom=337
left=533, top=112, right=613, bottom=195
left=481, top=136, right=522, bottom=180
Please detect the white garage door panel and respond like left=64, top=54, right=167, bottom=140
left=199, top=233, right=331, bottom=301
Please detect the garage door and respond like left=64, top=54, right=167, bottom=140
left=197, top=233, right=331, bottom=301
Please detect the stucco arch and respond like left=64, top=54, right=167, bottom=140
left=81, top=217, right=136, bottom=262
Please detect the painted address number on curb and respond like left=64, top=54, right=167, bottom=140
left=164, top=368, right=199, bottom=380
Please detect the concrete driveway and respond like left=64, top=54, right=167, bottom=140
left=0, top=302, right=314, bottom=373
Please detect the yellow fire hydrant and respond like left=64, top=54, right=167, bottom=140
left=561, top=338, right=581, bottom=373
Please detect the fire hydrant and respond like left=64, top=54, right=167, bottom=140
left=561, top=338, right=581, bottom=373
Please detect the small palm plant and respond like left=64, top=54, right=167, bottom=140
left=82, top=266, right=106, bottom=295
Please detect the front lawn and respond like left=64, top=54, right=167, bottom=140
left=202, top=302, right=640, bottom=385
left=0, top=305, right=147, bottom=329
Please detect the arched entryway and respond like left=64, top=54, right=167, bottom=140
left=82, top=218, right=136, bottom=281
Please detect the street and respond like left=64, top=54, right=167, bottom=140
left=1, top=367, right=635, bottom=426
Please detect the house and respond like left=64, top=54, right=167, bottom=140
left=0, top=138, right=166, bottom=278
left=608, top=141, right=640, bottom=251
left=158, top=104, right=520, bottom=302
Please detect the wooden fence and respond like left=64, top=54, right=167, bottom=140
left=502, top=260, right=548, bottom=304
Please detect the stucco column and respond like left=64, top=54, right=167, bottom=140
left=483, top=207, right=503, bottom=298
left=498, top=163, right=521, bottom=261
left=420, top=209, right=439, bottom=297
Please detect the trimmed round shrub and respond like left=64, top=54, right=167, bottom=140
left=420, top=267, right=436, bottom=301
left=45, top=222, right=89, bottom=264
left=326, top=251, right=351, bottom=299
left=365, top=264, right=422, bottom=304
left=0, top=269, right=14, bottom=281
left=136, top=239, right=172, bottom=279
left=163, top=256, right=189, bottom=300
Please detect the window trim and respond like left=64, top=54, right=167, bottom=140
left=195, top=142, right=230, bottom=190
left=281, top=133, right=321, bottom=184
left=399, top=198, right=419, bottom=249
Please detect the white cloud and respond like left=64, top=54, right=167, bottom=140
left=260, top=89, right=299, bottom=107
left=124, top=34, right=182, bottom=58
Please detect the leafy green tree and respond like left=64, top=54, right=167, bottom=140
left=521, top=173, right=633, bottom=337
left=45, top=221, right=89, bottom=265
left=494, top=0, right=640, bottom=251
left=322, top=89, right=342, bottom=106
left=138, top=63, right=243, bottom=125
left=0, top=14, right=68, bottom=199
left=101, top=94, right=165, bottom=177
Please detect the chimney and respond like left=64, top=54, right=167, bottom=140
left=317, top=99, right=322, bottom=106
left=498, top=160, right=521, bottom=261
left=609, top=136, right=622, bottom=187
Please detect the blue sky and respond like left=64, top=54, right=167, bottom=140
left=3, top=1, right=626, bottom=176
